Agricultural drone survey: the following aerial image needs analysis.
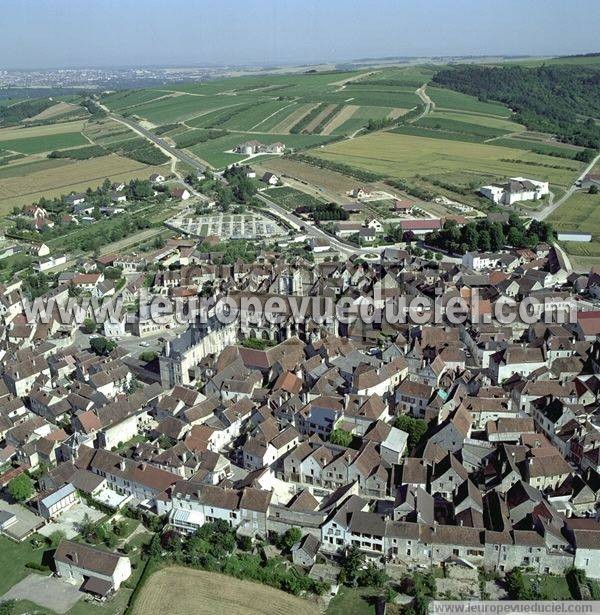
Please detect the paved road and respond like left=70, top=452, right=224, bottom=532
left=257, top=193, right=387, bottom=257
left=533, top=153, right=600, bottom=221
left=109, top=113, right=206, bottom=173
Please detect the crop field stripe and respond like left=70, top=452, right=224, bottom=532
left=270, top=103, right=319, bottom=133
left=321, top=105, right=359, bottom=134
left=250, top=101, right=297, bottom=130
left=304, top=103, right=337, bottom=132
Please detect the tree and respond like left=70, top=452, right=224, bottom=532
left=506, top=567, right=532, bottom=600
left=394, top=415, right=428, bottom=449
left=340, top=545, right=365, bottom=586
left=278, top=527, right=302, bottom=551
left=90, top=336, right=117, bottom=356
left=7, top=474, right=34, bottom=502
left=78, top=512, right=96, bottom=539
left=82, top=318, right=96, bottom=334
left=329, top=428, right=353, bottom=447
left=507, top=226, right=525, bottom=247
left=590, top=185, right=599, bottom=195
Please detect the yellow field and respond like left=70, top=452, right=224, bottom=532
left=0, top=120, right=86, bottom=142
left=24, top=101, right=83, bottom=122
left=258, top=157, right=355, bottom=197
left=0, top=153, right=169, bottom=213
left=131, top=567, right=317, bottom=615
left=313, top=132, right=582, bottom=188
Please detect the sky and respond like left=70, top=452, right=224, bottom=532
left=1, top=0, right=599, bottom=69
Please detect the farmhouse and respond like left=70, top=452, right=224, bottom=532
left=171, top=187, right=190, bottom=200
left=480, top=177, right=549, bottom=205
left=351, top=187, right=372, bottom=199
left=394, top=199, right=414, bottom=214
left=54, top=539, right=132, bottom=597
left=150, top=173, right=165, bottom=183
left=262, top=172, right=279, bottom=185
left=235, top=141, right=285, bottom=155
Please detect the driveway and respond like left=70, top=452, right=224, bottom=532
left=2, top=574, right=82, bottom=614
left=37, top=502, right=104, bottom=539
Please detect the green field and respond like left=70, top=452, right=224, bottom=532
left=548, top=191, right=600, bottom=261
left=100, top=89, right=171, bottom=110
left=430, top=110, right=524, bottom=132
left=428, top=87, right=512, bottom=116
left=313, top=131, right=582, bottom=188
left=264, top=186, right=326, bottom=210
left=0, top=132, right=88, bottom=154
left=186, top=132, right=337, bottom=168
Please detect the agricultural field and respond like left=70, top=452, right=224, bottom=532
left=548, top=191, right=600, bottom=265
left=0, top=120, right=89, bottom=154
left=312, top=131, right=583, bottom=191
left=427, top=87, right=512, bottom=117
left=131, top=567, right=316, bottom=615
left=100, top=89, right=173, bottom=111
left=257, top=157, right=357, bottom=199
left=0, top=153, right=169, bottom=212
left=102, top=68, right=424, bottom=142
left=121, top=93, right=262, bottom=125
left=184, top=132, right=336, bottom=169
left=264, top=186, right=327, bottom=210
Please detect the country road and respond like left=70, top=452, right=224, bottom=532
left=414, top=84, right=434, bottom=122
left=533, top=152, right=600, bottom=221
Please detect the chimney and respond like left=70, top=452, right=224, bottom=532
left=139, top=462, right=147, bottom=471
left=119, top=460, right=126, bottom=471
left=72, top=551, right=79, bottom=565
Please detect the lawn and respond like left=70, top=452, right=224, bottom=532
left=312, top=131, right=583, bottom=189
left=0, top=535, right=46, bottom=595
left=326, top=586, right=380, bottom=615
left=524, top=573, right=572, bottom=599
left=130, top=566, right=316, bottom=615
